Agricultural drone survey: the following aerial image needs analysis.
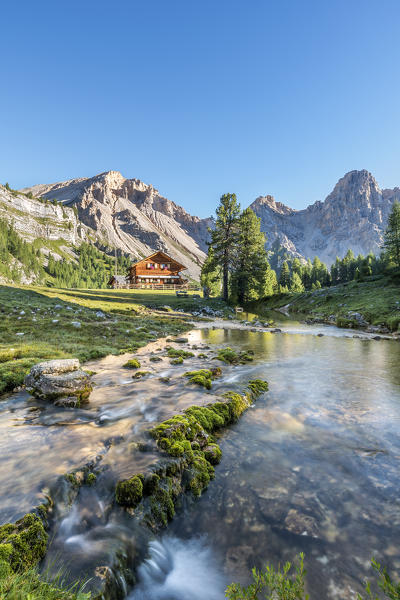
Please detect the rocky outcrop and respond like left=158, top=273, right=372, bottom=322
left=24, top=359, right=92, bottom=406
left=0, top=185, right=82, bottom=246
left=251, top=170, right=400, bottom=265
left=22, top=171, right=212, bottom=280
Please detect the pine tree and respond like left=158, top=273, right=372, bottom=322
left=383, top=201, right=400, bottom=268
left=290, top=271, right=305, bottom=292
left=279, top=261, right=291, bottom=288
left=209, top=193, right=240, bottom=301
left=291, top=258, right=303, bottom=278
left=230, top=208, right=270, bottom=304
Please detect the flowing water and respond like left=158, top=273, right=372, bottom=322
left=1, top=318, right=400, bottom=599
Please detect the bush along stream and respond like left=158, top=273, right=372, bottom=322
left=0, top=330, right=269, bottom=599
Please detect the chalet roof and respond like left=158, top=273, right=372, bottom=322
left=130, top=251, right=187, bottom=271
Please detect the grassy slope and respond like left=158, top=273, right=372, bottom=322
left=248, top=276, right=400, bottom=331
left=0, top=286, right=224, bottom=396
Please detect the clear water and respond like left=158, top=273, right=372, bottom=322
left=133, top=326, right=400, bottom=599
left=1, top=321, right=400, bottom=599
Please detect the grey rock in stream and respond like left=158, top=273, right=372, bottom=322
left=24, top=359, right=92, bottom=405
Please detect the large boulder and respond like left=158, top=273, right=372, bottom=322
left=24, top=359, right=92, bottom=406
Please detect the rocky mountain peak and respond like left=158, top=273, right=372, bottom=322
left=251, top=195, right=294, bottom=215
left=327, top=170, right=381, bottom=204
left=97, top=170, right=126, bottom=187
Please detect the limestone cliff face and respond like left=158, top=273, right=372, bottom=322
left=251, top=170, right=400, bottom=265
left=23, top=171, right=212, bottom=280
left=0, top=185, right=82, bottom=246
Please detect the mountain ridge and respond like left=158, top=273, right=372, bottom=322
left=7, top=168, right=400, bottom=278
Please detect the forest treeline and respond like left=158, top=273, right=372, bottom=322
left=0, top=218, right=130, bottom=288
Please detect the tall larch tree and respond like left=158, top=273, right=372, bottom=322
left=209, top=193, right=241, bottom=301
left=230, top=208, right=270, bottom=304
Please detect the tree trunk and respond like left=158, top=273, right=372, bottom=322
left=223, top=264, right=229, bottom=301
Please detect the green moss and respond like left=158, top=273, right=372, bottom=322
left=151, top=414, right=202, bottom=444
left=75, top=384, right=92, bottom=403
left=115, top=474, right=144, bottom=507
left=147, top=378, right=268, bottom=507
left=166, top=347, right=194, bottom=359
left=150, top=356, right=162, bottom=362
left=86, top=472, right=97, bottom=486
left=185, top=405, right=225, bottom=432
left=65, top=473, right=79, bottom=487
left=247, top=379, right=269, bottom=399
left=0, top=513, right=48, bottom=572
left=198, top=353, right=207, bottom=358
left=188, top=454, right=215, bottom=497
left=170, top=357, right=184, bottom=365
left=203, top=443, right=222, bottom=465
left=222, top=391, right=251, bottom=421
left=215, top=347, right=254, bottom=365
left=183, top=369, right=213, bottom=389
left=132, top=370, right=151, bottom=379
left=123, top=358, right=141, bottom=369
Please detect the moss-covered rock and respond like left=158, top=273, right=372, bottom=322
left=132, top=370, right=151, bottom=379
left=188, top=454, right=215, bottom=497
left=247, top=379, right=269, bottom=399
left=0, top=513, right=48, bottom=571
left=115, top=475, right=144, bottom=507
left=150, top=356, right=162, bottom=362
left=117, top=378, right=269, bottom=528
left=183, top=369, right=213, bottom=389
left=123, top=358, right=141, bottom=369
left=215, top=347, right=254, bottom=365
left=170, top=357, right=184, bottom=365
left=203, top=443, right=222, bottom=465
left=86, top=472, right=97, bottom=486
left=166, top=347, right=194, bottom=359
left=222, top=391, right=251, bottom=421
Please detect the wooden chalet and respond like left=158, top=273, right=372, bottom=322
left=127, top=251, right=188, bottom=288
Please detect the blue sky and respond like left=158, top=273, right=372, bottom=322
left=1, top=0, right=399, bottom=217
